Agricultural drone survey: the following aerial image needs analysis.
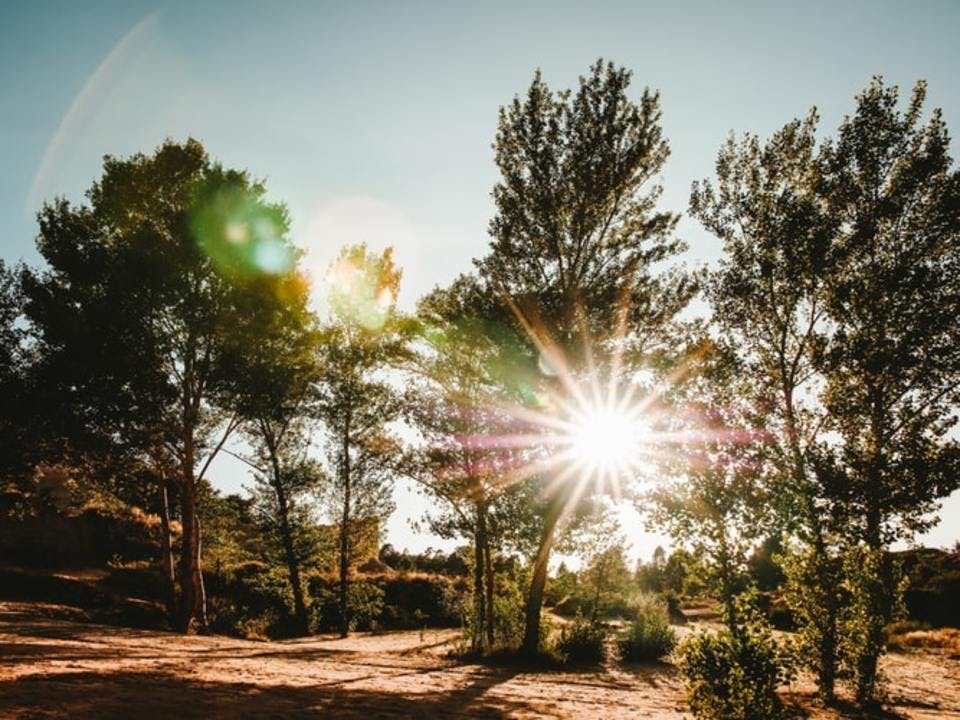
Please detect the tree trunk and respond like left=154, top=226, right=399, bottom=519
left=784, top=388, right=838, bottom=702
left=339, top=411, right=352, bottom=639
left=472, top=502, right=487, bottom=652
left=521, top=496, right=562, bottom=655
left=590, top=555, right=607, bottom=624
left=196, top=513, right=208, bottom=629
left=483, top=537, right=495, bottom=649
left=719, top=543, right=739, bottom=636
left=176, top=426, right=206, bottom=634
left=855, top=507, right=888, bottom=707
left=176, top=474, right=205, bottom=633
left=158, top=480, right=177, bottom=623
left=268, top=448, right=309, bottom=636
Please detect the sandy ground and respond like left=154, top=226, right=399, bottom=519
left=0, top=602, right=958, bottom=719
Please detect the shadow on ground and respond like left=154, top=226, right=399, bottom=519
left=0, top=667, right=529, bottom=719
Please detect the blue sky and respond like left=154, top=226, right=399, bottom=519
left=2, top=0, right=958, bottom=557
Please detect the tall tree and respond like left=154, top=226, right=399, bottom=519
left=690, top=112, right=844, bottom=699
left=477, top=60, right=695, bottom=653
left=649, top=356, right=778, bottom=633
left=409, top=275, right=534, bottom=650
left=316, top=244, right=406, bottom=637
left=22, top=139, right=304, bottom=632
left=229, top=268, right=320, bottom=635
left=571, top=512, right=629, bottom=623
left=817, top=78, right=960, bottom=704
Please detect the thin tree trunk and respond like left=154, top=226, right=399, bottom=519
left=473, top=502, right=487, bottom=652
left=267, top=444, right=309, bottom=636
left=177, top=473, right=205, bottom=633
left=590, top=555, right=607, bottom=624
left=196, top=513, right=208, bottom=630
left=177, top=426, right=206, bottom=634
left=483, top=537, right=495, bottom=649
left=856, top=504, right=887, bottom=707
left=339, top=409, right=352, bottom=638
left=158, top=479, right=177, bottom=622
left=522, top=495, right=563, bottom=655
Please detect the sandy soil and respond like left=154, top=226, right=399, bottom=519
left=1, top=602, right=957, bottom=719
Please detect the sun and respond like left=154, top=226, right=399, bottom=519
left=564, top=401, right=651, bottom=480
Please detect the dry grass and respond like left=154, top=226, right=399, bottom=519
left=888, top=626, right=960, bottom=656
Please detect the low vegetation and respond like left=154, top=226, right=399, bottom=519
left=618, top=598, right=677, bottom=662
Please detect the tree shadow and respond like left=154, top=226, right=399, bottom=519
left=0, top=666, right=528, bottom=719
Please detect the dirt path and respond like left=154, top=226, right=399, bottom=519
left=0, top=603, right=687, bottom=719
left=1, top=602, right=958, bottom=719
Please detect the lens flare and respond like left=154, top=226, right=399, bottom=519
left=566, top=403, right=650, bottom=478
left=324, top=246, right=400, bottom=332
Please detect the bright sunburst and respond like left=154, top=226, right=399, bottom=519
left=564, top=403, right=650, bottom=479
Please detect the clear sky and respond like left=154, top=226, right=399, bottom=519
left=2, top=0, right=958, bottom=559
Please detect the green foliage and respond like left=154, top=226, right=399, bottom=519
left=479, top=59, right=695, bottom=357
left=692, top=75, right=960, bottom=707
left=21, top=138, right=310, bottom=631
left=205, top=562, right=295, bottom=639
left=248, top=458, right=328, bottom=635
left=379, top=545, right=470, bottom=576
left=490, top=583, right=526, bottom=650
left=308, top=574, right=465, bottom=633
left=311, top=579, right=383, bottom=633
left=649, top=369, right=778, bottom=630
left=817, top=79, right=960, bottom=545
left=556, top=611, right=607, bottom=665
left=839, top=546, right=908, bottom=706
left=678, top=597, right=794, bottom=720
left=570, top=518, right=635, bottom=622
left=747, top=537, right=786, bottom=592
left=345, top=581, right=385, bottom=631
left=0, top=260, right=30, bottom=483
left=617, top=596, right=677, bottom=661
left=816, top=79, right=960, bottom=705
left=407, top=276, right=538, bottom=651
left=0, top=490, right=164, bottom=569
left=635, top=547, right=709, bottom=599
left=779, top=544, right=843, bottom=698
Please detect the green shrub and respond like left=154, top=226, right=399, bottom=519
left=618, top=599, right=676, bottom=661
left=491, top=585, right=525, bottom=649
left=307, top=573, right=466, bottom=632
left=310, top=579, right=384, bottom=632
left=205, top=562, right=294, bottom=638
left=678, top=619, right=792, bottom=720
left=556, top=611, right=607, bottom=664
left=347, top=580, right=385, bottom=631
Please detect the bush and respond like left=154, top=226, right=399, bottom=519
left=307, top=573, right=466, bottom=632
left=618, top=599, right=677, bottom=661
left=205, top=562, right=294, bottom=639
left=677, top=599, right=793, bottom=720
left=556, top=611, right=607, bottom=664
left=310, top=579, right=384, bottom=632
